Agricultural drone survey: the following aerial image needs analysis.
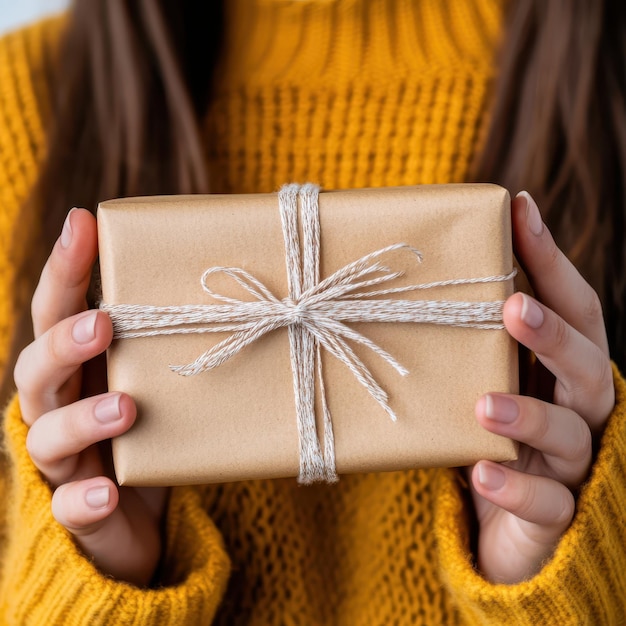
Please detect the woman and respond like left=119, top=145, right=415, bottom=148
left=0, top=1, right=624, bottom=623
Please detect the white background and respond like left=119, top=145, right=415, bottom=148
left=0, top=0, right=69, bottom=36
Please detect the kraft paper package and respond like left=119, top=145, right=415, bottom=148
left=97, top=183, right=518, bottom=486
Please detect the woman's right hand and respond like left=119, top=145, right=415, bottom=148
left=14, top=208, right=167, bottom=587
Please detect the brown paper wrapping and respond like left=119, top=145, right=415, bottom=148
left=98, top=184, right=518, bottom=486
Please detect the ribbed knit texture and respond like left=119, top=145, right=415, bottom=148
left=1, top=2, right=625, bottom=624
left=205, top=0, right=500, bottom=193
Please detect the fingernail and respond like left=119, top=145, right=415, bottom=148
left=72, top=311, right=97, bottom=344
left=520, top=293, right=544, bottom=329
left=60, top=208, right=76, bottom=249
left=484, top=394, right=519, bottom=423
left=94, top=394, right=121, bottom=423
left=477, top=463, right=506, bottom=491
left=85, top=485, right=110, bottom=509
left=517, top=191, right=543, bottom=237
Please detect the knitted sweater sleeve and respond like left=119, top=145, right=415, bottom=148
left=0, top=394, right=231, bottom=624
left=435, top=364, right=626, bottom=624
left=0, top=22, right=231, bottom=625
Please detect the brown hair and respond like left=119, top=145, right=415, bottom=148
left=36, top=0, right=221, bottom=230
left=1, top=0, right=222, bottom=401
left=475, top=0, right=626, bottom=367
left=9, top=0, right=626, bottom=380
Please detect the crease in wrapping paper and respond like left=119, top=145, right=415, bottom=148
left=97, top=184, right=519, bottom=486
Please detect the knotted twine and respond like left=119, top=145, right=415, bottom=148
left=100, top=184, right=515, bottom=484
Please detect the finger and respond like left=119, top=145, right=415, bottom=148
left=472, top=461, right=575, bottom=536
left=52, top=477, right=119, bottom=534
left=26, top=392, right=136, bottom=487
left=52, top=478, right=161, bottom=587
left=32, top=208, right=98, bottom=338
left=476, top=393, right=592, bottom=488
left=503, top=293, right=614, bottom=431
left=14, top=310, right=113, bottom=426
left=511, top=192, right=609, bottom=355
left=471, top=461, right=575, bottom=583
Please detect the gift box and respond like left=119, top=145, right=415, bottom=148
left=97, top=184, right=518, bottom=486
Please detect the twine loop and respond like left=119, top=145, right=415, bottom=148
left=101, top=184, right=515, bottom=483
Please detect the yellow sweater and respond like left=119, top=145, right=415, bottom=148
left=1, top=2, right=626, bottom=624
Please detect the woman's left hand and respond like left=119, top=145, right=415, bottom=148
left=469, top=191, right=615, bottom=584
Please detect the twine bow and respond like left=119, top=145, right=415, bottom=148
left=101, top=183, right=515, bottom=483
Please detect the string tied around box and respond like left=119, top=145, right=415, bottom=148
left=100, top=184, right=516, bottom=484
